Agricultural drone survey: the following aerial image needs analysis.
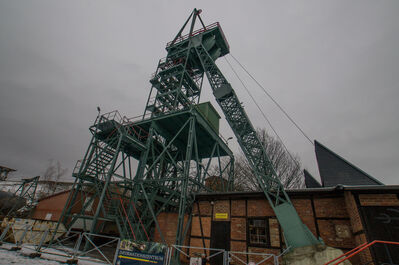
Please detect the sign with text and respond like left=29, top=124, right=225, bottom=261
left=114, top=240, right=167, bottom=265
left=215, top=212, right=228, bottom=219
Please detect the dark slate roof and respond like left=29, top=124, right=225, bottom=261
left=315, top=140, right=383, bottom=187
left=304, top=169, right=322, bottom=188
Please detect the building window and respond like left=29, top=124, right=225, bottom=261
left=248, top=218, right=269, bottom=246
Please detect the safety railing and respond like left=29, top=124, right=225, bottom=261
left=169, top=245, right=287, bottom=265
left=74, top=232, right=120, bottom=264
left=229, top=250, right=277, bottom=265
left=1, top=224, right=295, bottom=265
left=157, top=57, right=185, bottom=73
left=166, top=22, right=228, bottom=49
left=172, top=244, right=228, bottom=265
left=324, top=240, right=399, bottom=265
left=96, top=110, right=124, bottom=125
left=72, top=159, right=84, bottom=174
left=227, top=247, right=290, bottom=265
left=92, top=110, right=150, bottom=146
left=0, top=223, right=120, bottom=265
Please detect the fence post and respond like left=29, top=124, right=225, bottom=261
left=167, top=246, right=172, bottom=265
left=35, top=227, right=49, bottom=252
left=12, top=224, right=31, bottom=250
left=0, top=223, right=10, bottom=245
left=274, top=254, right=279, bottom=265
left=384, top=243, right=394, bottom=264
left=72, top=232, right=83, bottom=259
left=112, top=238, right=121, bottom=265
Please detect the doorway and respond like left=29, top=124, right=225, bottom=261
left=210, top=221, right=230, bottom=265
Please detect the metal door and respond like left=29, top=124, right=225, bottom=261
left=210, top=221, right=230, bottom=265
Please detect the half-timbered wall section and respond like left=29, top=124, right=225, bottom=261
left=174, top=186, right=399, bottom=265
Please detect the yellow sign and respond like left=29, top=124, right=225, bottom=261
left=215, top=213, right=228, bottom=219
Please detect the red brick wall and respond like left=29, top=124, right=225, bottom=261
left=231, top=200, right=245, bottom=216
left=293, top=198, right=318, bottom=237
left=191, top=216, right=211, bottom=238
left=231, top=218, right=246, bottom=241
left=213, top=200, right=230, bottom=221
left=314, top=197, right=348, bottom=218
left=154, top=212, right=189, bottom=246
left=32, top=191, right=84, bottom=221
left=358, top=193, right=399, bottom=206
left=247, top=199, right=273, bottom=217
left=189, top=191, right=399, bottom=265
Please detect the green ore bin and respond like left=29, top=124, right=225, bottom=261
left=195, top=102, right=220, bottom=133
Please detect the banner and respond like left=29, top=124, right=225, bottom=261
left=114, top=239, right=167, bottom=265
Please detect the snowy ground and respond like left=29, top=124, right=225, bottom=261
left=0, top=244, right=109, bottom=265
left=0, top=248, right=61, bottom=265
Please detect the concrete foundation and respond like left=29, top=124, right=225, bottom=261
left=282, top=244, right=351, bottom=265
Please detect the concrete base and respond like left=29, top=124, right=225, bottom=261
left=66, top=258, right=78, bottom=264
left=282, top=244, right=351, bottom=265
left=28, top=252, right=42, bottom=258
left=10, top=246, right=21, bottom=251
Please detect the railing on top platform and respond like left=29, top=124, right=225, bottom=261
left=166, top=22, right=229, bottom=50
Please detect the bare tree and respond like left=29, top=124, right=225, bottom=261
left=232, top=129, right=304, bottom=191
left=39, top=160, right=68, bottom=198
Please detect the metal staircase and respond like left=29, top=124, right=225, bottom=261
left=54, top=110, right=149, bottom=242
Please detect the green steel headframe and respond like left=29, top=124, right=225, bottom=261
left=183, top=10, right=320, bottom=249
left=53, top=9, right=320, bottom=261
left=53, top=9, right=235, bottom=257
left=149, top=8, right=320, bottom=249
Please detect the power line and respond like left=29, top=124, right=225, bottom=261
left=224, top=56, right=301, bottom=168
left=229, top=53, right=314, bottom=146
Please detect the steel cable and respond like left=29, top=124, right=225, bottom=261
left=229, top=53, right=314, bottom=146
left=223, top=56, right=301, bottom=169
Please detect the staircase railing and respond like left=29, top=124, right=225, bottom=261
left=324, top=240, right=399, bottom=265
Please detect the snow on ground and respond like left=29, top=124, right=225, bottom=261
left=0, top=248, right=61, bottom=265
left=0, top=244, right=109, bottom=265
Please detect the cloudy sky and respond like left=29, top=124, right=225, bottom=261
left=0, top=1, right=398, bottom=184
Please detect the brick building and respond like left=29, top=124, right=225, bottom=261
left=32, top=190, right=89, bottom=222
left=153, top=186, right=399, bottom=265
left=154, top=141, right=399, bottom=265
left=31, top=190, right=111, bottom=232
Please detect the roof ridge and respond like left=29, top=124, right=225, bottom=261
left=314, top=140, right=384, bottom=186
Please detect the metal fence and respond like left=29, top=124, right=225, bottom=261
left=169, top=244, right=287, bottom=265
left=0, top=222, right=289, bottom=265
left=0, top=222, right=120, bottom=264
left=172, top=244, right=228, bottom=265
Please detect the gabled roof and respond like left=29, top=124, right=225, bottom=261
left=315, top=140, right=383, bottom=187
left=304, top=169, right=322, bottom=188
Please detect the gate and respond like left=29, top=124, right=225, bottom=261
left=171, top=244, right=228, bottom=265
left=227, top=248, right=290, bottom=265
left=168, top=245, right=288, bottom=265
left=228, top=251, right=277, bottom=265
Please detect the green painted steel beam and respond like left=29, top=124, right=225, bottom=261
left=193, top=41, right=320, bottom=248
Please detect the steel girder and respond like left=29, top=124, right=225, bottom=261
left=193, top=43, right=320, bottom=248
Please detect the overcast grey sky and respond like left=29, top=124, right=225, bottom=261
left=0, top=0, right=398, bottom=184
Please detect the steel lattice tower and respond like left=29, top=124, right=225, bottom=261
left=54, top=9, right=235, bottom=252
left=55, top=9, right=320, bottom=262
